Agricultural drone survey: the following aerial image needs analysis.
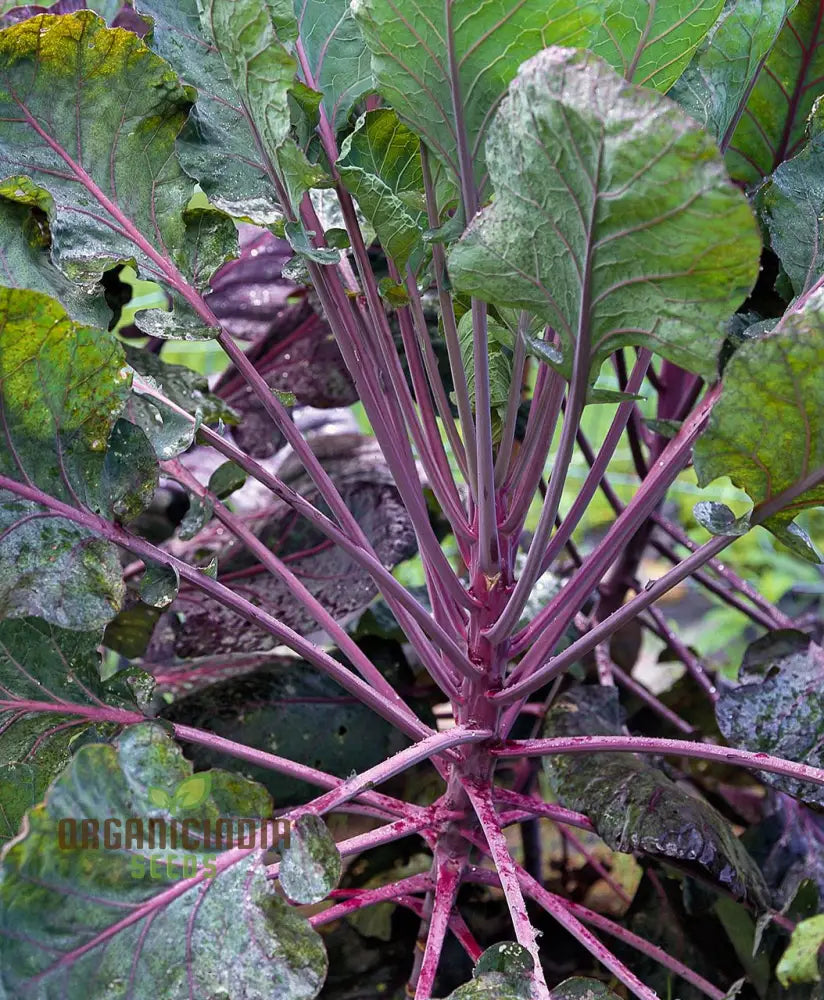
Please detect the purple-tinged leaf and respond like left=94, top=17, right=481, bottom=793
left=167, top=435, right=416, bottom=655
left=717, top=630, right=824, bottom=806
left=0, top=616, right=151, bottom=846
left=0, top=0, right=85, bottom=25
left=543, top=686, right=771, bottom=907
left=0, top=722, right=328, bottom=998
left=208, top=226, right=297, bottom=342
left=755, top=792, right=824, bottom=910
left=726, top=0, right=824, bottom=182
left=209, top=228, right=357, bottom=457
left=448, top=48, right=761, bottom=383
left=670, top=0, right=797, bottom=151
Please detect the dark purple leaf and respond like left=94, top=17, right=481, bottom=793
left=208, top=226, right=357, bottom=457
left=167, top=435, right=416, bottom=657
left=752, top=792, right=824, bottom=910
left=158, top=647, right=413, bottom=804
left=716, top=630, right=824, bottom=807
left=543, top=686, right=771, bottom=907
left=0, top=0, right=85, bottom=25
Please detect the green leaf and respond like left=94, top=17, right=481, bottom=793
left=133, top=207, right=238, bottom=336
left=0, top=288, right=132, bottom=504
left=173, top=772, right=213, bottom=810
left=448, top=48, right=760, bottom=384
left=178, top=493, right=214, bottom=539
left=0, top=192, right=111, bottom=327
left=777, top=913, right=824, bottom=985
left=208, top=460, right=248, bottom=499
left=0, top=13, right=198, bottom=296
left=284, top=220, right=341, bottom=263
left=351, top=0, right=600, bottom=184
left=716, top=630, right=824, bottom=806
left=0, top=723, right=328, bottom=998
left=669, top=0, right=797, bottom=149
left=757, top=129, right=824, bottom=295
left=124, top=345, right=237, bottom=460
left=101, top=418, right=159, bottom=523
left=0, top=616, right=150, bottom=846
left=280, top=813, right=342, bottom=904
left=457, top=311, right=513, bottom=418
left=693, top=500, right=751, bottom=536
left=138, top=560, right=180, bottom=609
left=0, top=288, right=138, bottom=628
left=591, top=0, right=725, bottom=91
left=550, top=981, right=622, bottom=1000
left=474, top=943, right=534, bottom=979
left=135, top=0, right=282, bottom=224
left=295, top=0, right=373, bottom=131
left=725, top=0, right=824, bottom=183
left=542, top=686, right=771, bottom=907
left=337, top=109, right=426, bottom=269
left=694, top=300, right=824, bottom=559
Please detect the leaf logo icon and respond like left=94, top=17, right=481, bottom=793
left=172, top=773, right=212, bottom=811
left=147, top=786, right=171, bottom=809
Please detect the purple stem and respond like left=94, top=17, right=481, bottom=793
left=499, top=463, right=824, bottom=702
left=469, top=865, right=725, bottom=997
left=470, top=299, right=501, bottom=576
left=487, top=311, right=591, bottom=641
left=461, top=852, right=658, bottom=1000
left=505, top=385, right=723, bottom=681
left=0, top=696, right=421, bottom=820
left=642, top=604, right=718, bottom=703
left=310, top=873, right=433, bottom=927
left=494, top=311, right=528, bottom=487
left=415, top=853, right=465, bottom=999
left=492, top=787, right=594, bottom=832
left=501, top=363, right=566, bottom=533
left=462, top=779, right=549, bottom=997
left=569, top=424, right=789, bottom=632
left=652, top=513, right=795, bottom=631
left=493, top=735, right=824, bottom=789
left=421, top=143, right=478, bottom=494
left=291, top=727, right=493, bottom=821
left=609, top=658, right=697, bottom=734
left=536, top=349, right=651, bottom=578
left=403, top=263, right=471, bottom=483
left=391, top=272, right=473, bottom=536
left=133, top=376, right=473, bottom=680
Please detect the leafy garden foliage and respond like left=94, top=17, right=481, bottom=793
left=0, top=1, right=823, bottom=998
